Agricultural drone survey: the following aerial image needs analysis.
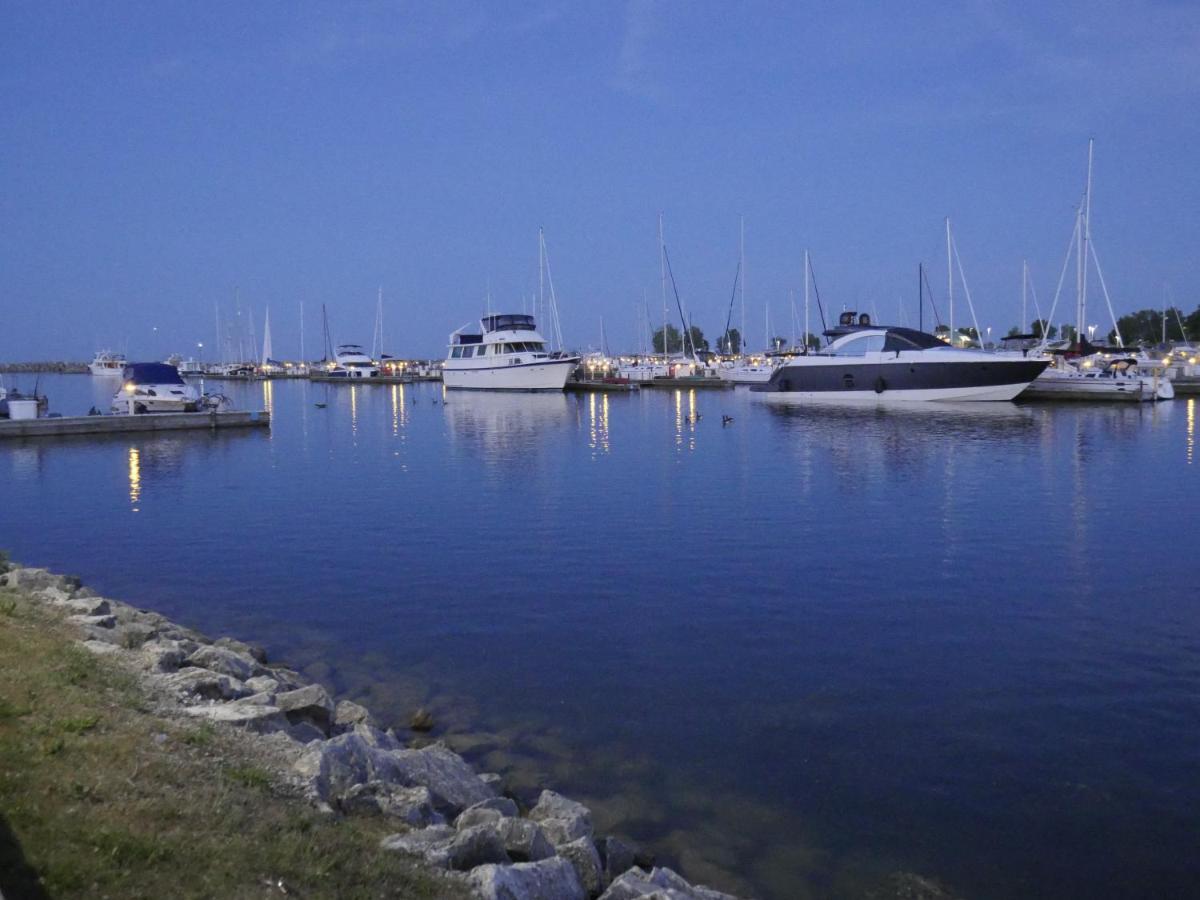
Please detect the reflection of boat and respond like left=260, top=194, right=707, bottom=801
left=110, top=363, right=202, bottom=414
left=443, top=390, right=572, bottom=450
left=752, top=313, right=1047, bottom=403
left=89, top=350, right=127, bottom=376
left=443, top=314, right=579, bottom=391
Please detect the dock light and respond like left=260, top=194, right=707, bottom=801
left=124, top=382, right=135, bottom=392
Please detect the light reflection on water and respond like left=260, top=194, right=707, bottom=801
left=2, top=376, right=1198, bottom=900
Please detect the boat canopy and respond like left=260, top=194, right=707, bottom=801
left=122, top=363, right=185, bottom=385
left=482, top=314, right=536, bottom=333
left=882, top=328, right=951, bottom=351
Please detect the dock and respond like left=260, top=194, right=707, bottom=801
left=0, top=410, right=271, bottom=440
left=1173, top=377, right=1200, bottom=395
left=637, top=376, right=733, bottom=390
left=565, top=380, right=639, bottom=393
left=308, top=374, right=418, bottom=385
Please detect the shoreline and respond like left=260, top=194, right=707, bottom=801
left=0, top=555, right=752, bottom=900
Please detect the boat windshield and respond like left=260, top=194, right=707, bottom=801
left=482, top=314, right=536, bottom=333
left=123, top=363, right=185, bottom=385
left=882, top=328, right=951, bottom=351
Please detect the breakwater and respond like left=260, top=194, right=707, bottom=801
left=0, top=361, right=88, bottom=374
left=0, top=558, right=780, bottom=900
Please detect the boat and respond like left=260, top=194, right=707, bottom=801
left=88, top=350, right=127, bottom=376
left=325, top=344, right=379, bottom=379
left=110, top=363, right=203, bottom=414
left=0, top=380, right=49, bottom=419
left=178, top=358, right=205, bottom=375
left=750, top=312, right=1048, bottom=402
left=442, top=314, right=580, bottom=391
left=1023, top=355, right=1174, bottom=402
left=717, top=356, right=777, bottom=383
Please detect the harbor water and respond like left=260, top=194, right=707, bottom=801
left=2, top=374, right=1197, bottom=899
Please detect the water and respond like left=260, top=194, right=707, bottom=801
left=3, top=374, right=1198, bottom=898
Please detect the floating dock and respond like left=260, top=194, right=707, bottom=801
left=1173, top=377, right=1200, bottom=395
left=565, top=380, right=639, bottom=393
left=309, top=374, right=418, bottom=385
left=0, top=410, right=271, bottom=439
left=637, top=377, right=733, bottom=390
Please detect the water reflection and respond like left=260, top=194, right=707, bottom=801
left=1188, top=398, right=1195, bottom=465
left=673, top=389, right=697, bottom=452
left=588, top=393, right=611, bottom=456
left=444, top=391, right=571, bottom=458
left=128, top=447, right=141, bottom=511
left=262, top=380, right=274, bottom=417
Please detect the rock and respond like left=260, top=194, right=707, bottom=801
left=494, top=817, right=556, bottom=863
left=244, top=675, right=281, bottom=695
left=647, top=868, right=693, bottom=893
left=468, top=856, right=588, bottom=900
left=80, top=639, right=121, bottom=656
left=275, top=683, right=334, bottom=733
left=185, top=645, right=259, bottom=681
left=387, top=742, right=498, bottom=815
left=438, top=824, right=511, bottom=870
left=138, top=639, right=187, bottom=673
left=410, top=707, right=435, bottom=731
left=345, top=782, right=446, bottom=826
left=266, top=666, right=308, bottom=691
left=286, top=722, right=327, bottom=745
left=529, top=789, right=593, bottom=846
left=183, top=699, right=287, bottom=733
left=333, top=699, right=375, bottom=731
left=354, top=723, right=402, bottom=750
left=69, top=613, right=116, bottom=629
left=58, top=596, right=112, bottom=616
left=156, top=668, right=248, bottom=702
left=214, top=636, right=267, bottom=663
left=599, top=836, right=638, bottom=884
left=479, top=772, right=504, bottom=789
left=380, top=824, right=455, bottom=854
left=596, top=868, right=661, bottom=900
left=293, top=731, right=389, bottom=801
left=4, top=567, right=72, bottom=594
left=559, top=836, right=605, bottom=898
left=455, top=796, right=519, bottom=830
left=864, top=872, right=965, bottom=900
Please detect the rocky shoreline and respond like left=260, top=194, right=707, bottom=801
left=0, top=362, right=87, bottom=374
left=1, top=559, right=743, bottom=900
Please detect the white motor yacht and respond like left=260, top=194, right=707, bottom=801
left=326, top=344, right=379, bottom=379
left=110, top=363, right=202, bottom=414
left=717, top=356, right=777, bottom=384
left=89, top=350, right=127, bottom=376
left=1021, top=355, right=1174, bottom=402
left=751, top=312, right=1048, bottom=403
left=443, top=314, right=579, bottom=391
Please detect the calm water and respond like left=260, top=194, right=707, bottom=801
left=3, top=374, right=1198, bottom=899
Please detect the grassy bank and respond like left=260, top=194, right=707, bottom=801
left=0, top=585, right=469, bottom=900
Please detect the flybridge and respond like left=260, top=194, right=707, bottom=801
left=481, top=314, right=536, bottom=333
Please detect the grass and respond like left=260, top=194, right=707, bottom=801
left=0, top=587, right=470, bottom=900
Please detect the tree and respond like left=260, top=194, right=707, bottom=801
left=716, top=328, right=742, bottom=355
left=1061, top=324, right=1078, bottom=344
left=1005, top=326, right=1022, bottom=338
left=687, top=325, right=709, bottom=353
left=1112, top=307, right=1190, bottom=345
left=1031, top=320, right=1057, bottom=340
left=803, top=332, right=821, bottom=350
left=652, top=325, right=682, bottom=354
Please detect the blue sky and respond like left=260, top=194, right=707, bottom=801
left=2, top=1, right=1198, bottom=360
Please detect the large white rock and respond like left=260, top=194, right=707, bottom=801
left=468, top=856, right=588, bottom=900
left=529, top=790, right=593, bottom=846
left=183, top=699, right=286, bottom=733
left=558, top=836, right=604, bottom=898
left=186, top=645, right=259, bottom=681
left=275, top=683, right=334, bottom=733
left=156, top=668, right=248, bottom=702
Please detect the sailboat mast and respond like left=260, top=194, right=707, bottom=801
left=803, top=250, right=810, bottom=354
left=659, top=213, right=667, bottom=361
left=1079, top=139, right=1094, bottom=343
left=945, top=218, right=954, bottom=341
left=299, top=301, right=305, bottom=364
left=739, top=216, right=746, bottom=357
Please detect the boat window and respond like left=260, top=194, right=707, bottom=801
left=527, top=342, right=545, bottom=352
left=451, top=347, right=463, bottom=359
left=477, top=345, right=488, bottom=356
left=462, top=346, right=474, bottom=358
left=831, top=333, right=886, bottom=356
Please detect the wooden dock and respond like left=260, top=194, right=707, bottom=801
left=0, top=410, right=271, bottom=440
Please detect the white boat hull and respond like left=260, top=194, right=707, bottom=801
left=758, top=381, right=1031, bottom=404
left=89, top=364, right=125, bottom=377
left=718, top=365, right=775, bottom=384
left=443, top=359, right=577, bottom=391
left=1020, top=369, right=1172, bottom=402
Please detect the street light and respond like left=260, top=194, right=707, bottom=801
left=1087, top=324, right=1096, bottom=342
left=198, top=342, right=204, bottom=365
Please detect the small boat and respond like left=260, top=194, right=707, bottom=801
left=110, top=363, right=203, bottom=414
left=717, top=356, right=777, bottom=384
left=325, top=344, right=379, bottom=379
left=89, top=350, right=127, bottom=377
left=751, top=312, right=1048, bottom=402
left=443, top=314, right=580, bottom=391
left=1021, top=356, right=1174, bottom=402
left=0, top=380, right=49, bottom=419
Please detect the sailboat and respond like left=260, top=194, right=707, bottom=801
left=1021, top=142, right=1173, bottom=402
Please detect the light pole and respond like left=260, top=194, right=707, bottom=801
left=198, top=342, right=203, bottom=367
left=1087, top=324, right=1096, bottom=343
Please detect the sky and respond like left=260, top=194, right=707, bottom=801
left=2, top=0, right=1199, bottom=361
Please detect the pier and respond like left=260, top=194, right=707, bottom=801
left=0, top=410, right=270, bottom=440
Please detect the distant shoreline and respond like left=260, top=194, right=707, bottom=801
left=0, top=362, right=88, bottom=373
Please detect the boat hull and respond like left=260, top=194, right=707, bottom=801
left=753, top=358, right=1048, bottom=403
left=1020, top=369, right=1172, bottom=402
left=443, top=358, right=578, bottom=391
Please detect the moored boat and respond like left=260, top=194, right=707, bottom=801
left=443, top=314, right=579, bottom=391
left=110, top=363, right=203, bottom=414
left=89, top=350, right=127, bottom=377
left=751, top=313, right=1048, bottom=403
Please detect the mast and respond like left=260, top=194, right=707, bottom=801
left=299, top=301, right=305, bottom=365
left=945, top=218, right=954, bottom=341
left=1022, top=260, right=1028, bottom=333
left=918, top=262, right=923, bottom=333
left=214, top=302, right=222, bottom=365
left=739, top=216, right=746, bottom=357
left=538, top=228, right=545, bottom=335
left=659, top=213, right=667, bottom=360
left=801, top=252, right=811, bottom=357
left=261, top=307, right=272, bottom=366
left=1079, top=138, right=1094, bottom=344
